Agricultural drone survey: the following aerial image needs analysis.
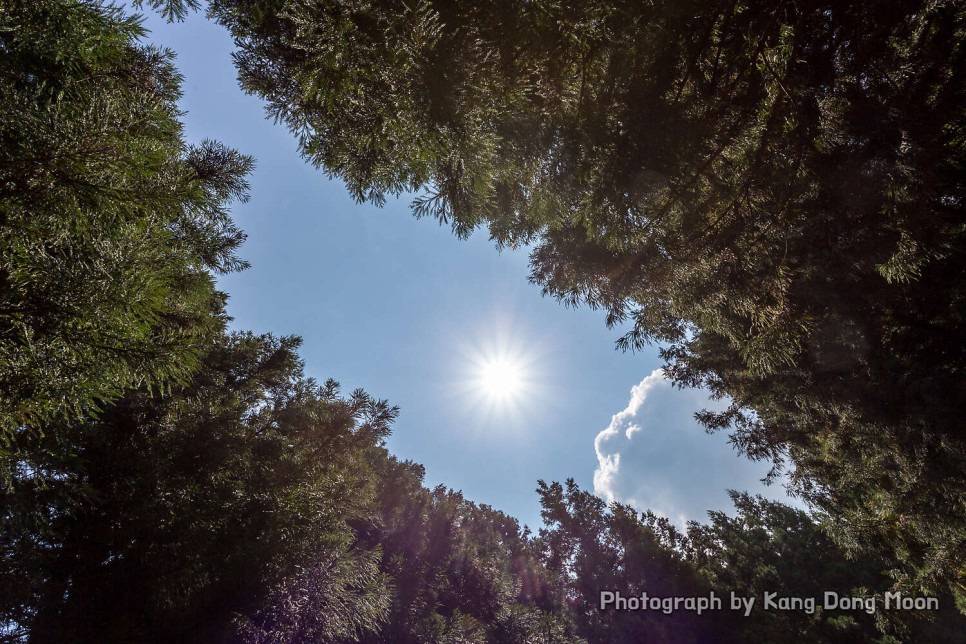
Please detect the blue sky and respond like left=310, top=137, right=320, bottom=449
left=142, top=9, right=795, bottom=529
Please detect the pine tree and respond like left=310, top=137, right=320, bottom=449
left=537, top=482, right=963, bottom=642
left=680, top=492, right=966, bottom=641
left=0, top=0, right=252, bottom=434
left=1, top=332, right=395, bottom=641
left=357, top=457, right=581, bottom=644
left=537, top=479, right=715, bottom=643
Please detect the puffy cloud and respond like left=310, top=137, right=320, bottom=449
left=593, top=369, right=792, bottom=526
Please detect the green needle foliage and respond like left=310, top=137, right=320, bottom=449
left=208, top=0, right=966, bottom=602
left=538, top=481, right=963, bottom=643
left=537, top=480, right=714, bottom=643
left=357, top=457, right=581, bottom=643
left=0, top=0, right=253, bottom=435
left=1, top=332, right=395, bottom=642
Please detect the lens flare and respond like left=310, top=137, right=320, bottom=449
left=451, top=318, right=548, bottom=429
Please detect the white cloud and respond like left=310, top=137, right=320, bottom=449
left=593, top=369, right=793, bottom=526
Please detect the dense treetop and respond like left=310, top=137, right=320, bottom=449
left=0, top=0, right=251, bottom=433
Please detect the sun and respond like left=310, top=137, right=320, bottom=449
left=478, top=356, right=524, bottom=401
left=451, top=324, right=546, bottom=424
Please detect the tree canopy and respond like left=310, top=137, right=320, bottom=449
left=209, top=0, right=966, bottom=601
left=0, top=0, right=252, bottom=434
left=2, top=332, right=396, bottom=641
